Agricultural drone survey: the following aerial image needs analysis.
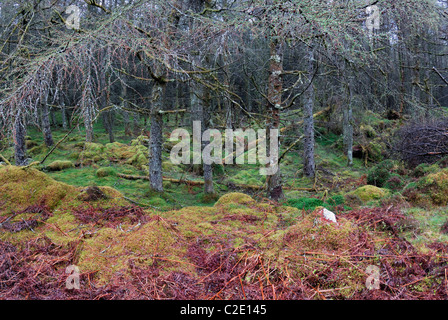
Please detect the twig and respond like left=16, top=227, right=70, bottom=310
left=40, top=124, right=77, bottom=165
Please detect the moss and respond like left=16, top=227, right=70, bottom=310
left=327, top=195, right=345, bottom=207
left=149, top=197, right=167, bottom=207
left=28, top=145, right=48, bottom=156
left=417, top=168, right=448, bottom=206
left=77, top=220, right=187, bottom=284
left=47, top=160, right=74, bottom=171
left=360, top=124, right=376, bottom=138
left=350, top=185, right=390, bottom=203
left=214, top=192, right=255, bottom=207
left=162, top=161, right=182, bottom=173
left=0, top=166, right=78, bottom=211
left=287, top=197, right=328, bottom=211
left=197, top=192, right=219, bottom=204
left=25, top=140, right=39, bottom=149
left=96, top=167, right=117, bottom=177
left=413, top=163, right=440, bottom=178
left=228, top=169, right=263, bottom=186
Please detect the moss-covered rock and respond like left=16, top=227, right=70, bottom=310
left=0, top=166, right=77, bottom=210
left=96, top=167, right=116, bottom=177
left=350, top=185, right=390, bottom=203
left=214, top=192, right=255, bottom=207
left=47, top=160, right=74, bottom=171
left=417, top=168, right=448, bottom=206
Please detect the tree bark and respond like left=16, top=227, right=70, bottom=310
left=266, top=36, right=283, bottom=200
left=13, top=112, right=27, bottom=166
left=149, top=79, right=166, bottom=192
left=41, top=97, right=54, bottom=147
left=343, top=75, right=354, bottom=167
left=303, top=46, right=316, bottom=178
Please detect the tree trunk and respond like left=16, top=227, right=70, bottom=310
left=343, top=75, right=354, bottom=167
left=266, top=36, right=283, bottom=200
left=13, top=112, right=27, bottom=166
left=41, top=98, right=54, bottom=147
left=149, top=79, right=166, bottom=192
left=61, top=94, right=68, bottom=130
left=303, top=46, right=316, bottom=178
left=122, top=82, right=132, bottom=136
left=84, top=102, right=94, bottom=142
left=191, top=77, right=215, bottom=194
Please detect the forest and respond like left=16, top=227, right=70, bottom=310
left=0, top=0, right=448, bottom=301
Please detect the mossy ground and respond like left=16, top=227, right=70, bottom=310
left=1, top=112, right=448, bottom=299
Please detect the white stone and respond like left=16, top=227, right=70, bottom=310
left=322, top=208, right=337, bottom=224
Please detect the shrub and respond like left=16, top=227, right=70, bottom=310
left=383, top=174, right=403, bottom=191
left=327, top=195, right=345, bottom=207
left=367, top=161, right=393, bottom=187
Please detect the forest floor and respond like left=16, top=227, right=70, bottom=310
left=1, top=112, right=448, bottom=300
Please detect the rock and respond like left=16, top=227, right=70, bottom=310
left=322, top=207, right=337, bottom=224
left=350, top=185, right=389, bottom=203
left=313, top=206, right=338, bottom=225
left=77, top=186, right=108, bottom=202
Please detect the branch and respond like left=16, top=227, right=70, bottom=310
left=433, top=67, right=448, bottom=85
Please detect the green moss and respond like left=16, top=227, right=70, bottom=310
left=350, top=185, right=390, bottom=203
left=360, top=124, right=376, bottom=138
left=197, top=192, right=219, bottom=204
left=77, top=220, right=187, bottom=284
left=47, top=160, right=74, bottom=171
left=214, top=192, right=255, bottom=207
left=0, top=166, right=78, bottom=210
left=417, top=168, right=448, bottom=205
left=96, top=167, right=117, bottom=177
left=149, top=197, right=167, bottom=207
left=287, top=197, right=328, bottom=211
left=326, top=194, right=345, bottom=207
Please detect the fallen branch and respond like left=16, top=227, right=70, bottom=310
left=0, top=153, right=11, bottom=165
left=117, top=173, right=316, bottom=192
left=40, top=124, right=77, bottom=165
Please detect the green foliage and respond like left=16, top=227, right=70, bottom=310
left=287, top=197, right=328, bottom=211
left=383, top=174, right=403, bottom=191
left=367, top=159, right=396, bottom=187
left=327, top=194, right=345, bottom=206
